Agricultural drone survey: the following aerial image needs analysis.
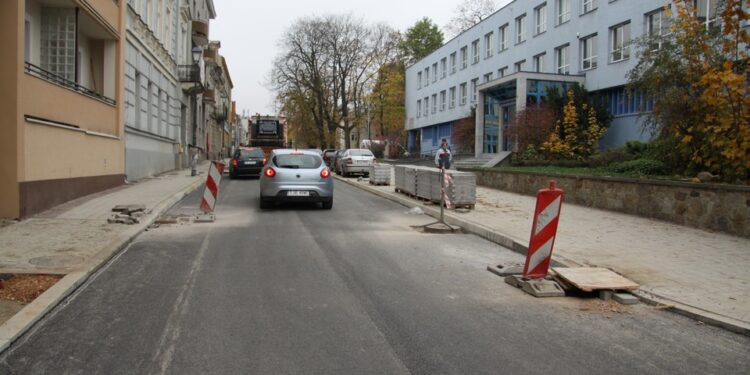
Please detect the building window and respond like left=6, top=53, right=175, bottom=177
left=484, top=32, right=494, bottom=58
left=533, top=52, right=546, bottom=73
left=41, top=8, right=76, bottom=81
left=556, top=0, right=570, bottom=25
left=440, top=58, right=447, bottom=78
left=424, top=97, right=429, bottom=117
left=582, top=0, right=597, bottom=14
left=432, top=94, right=437, bottom=114
left=417, top=100, right=421, bottom=118
left=417, top=72, right=422, bottom=89
left=460, top=83, right=467, bottom=105
left=602, top=86, right=654, bottom=116
left=610, top=22, right=631, bottom=63
left=646, top=8, right=670, bottom=50
left=449, top=86, right=456, bottom=108
left=535, top=4, right=547, bottom=35
left=514, top=59, right=526, bottom=72
left=471, top=39, right=480, bottom=64
left=498, top=66, right=508, bottom=77
left=440, top=90, right=446, bottom=111
left=424, top=67, right=430, bottom=86
left=450, top=52, right=457, bottom=74
left=432, top=63, right=438, bottom=82
left=460, top=46, right=468, bottom=69
left=515, top=15, right=527, bottom=44
left=471, top=78, right=479, bottom=104
left=555, top=44, right=570, bottom=74
left=498, top=24, right=509, bottom=51
left=581, top=34, right=598, bottom=70
left=483, top=72, right=493, bottom=83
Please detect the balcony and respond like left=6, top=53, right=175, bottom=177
left=178, top=65, right=205, bottom=93
left=192, top=19, right=209, bottom=47
left=25, top=62, right=116, bottom=106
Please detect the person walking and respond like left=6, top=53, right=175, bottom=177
left=434, top=139, right=452, bottom=170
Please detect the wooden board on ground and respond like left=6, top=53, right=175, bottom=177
left=552, top=267, right=639, bottom=292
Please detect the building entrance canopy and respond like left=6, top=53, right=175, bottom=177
left=475, top=72, right=585, bottom=158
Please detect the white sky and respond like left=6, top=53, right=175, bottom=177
left=211, top=0, right=512, bottom=115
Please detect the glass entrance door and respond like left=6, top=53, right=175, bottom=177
left=483, top=96, right=500, bottom=154
left=501, top=104, right=515, bottom=151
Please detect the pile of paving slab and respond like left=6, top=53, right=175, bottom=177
left=394, top=165, right=477, bottom=209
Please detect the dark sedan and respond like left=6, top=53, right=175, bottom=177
left=229, top=147, right=266, bottom=178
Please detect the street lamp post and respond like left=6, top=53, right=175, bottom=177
left=190, top=46, right=202, bottom=176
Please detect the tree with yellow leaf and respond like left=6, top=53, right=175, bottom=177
left=628, top=0, right=749, bottom=181
left=541, top=89, right=608, bottom=160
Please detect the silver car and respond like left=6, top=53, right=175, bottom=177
left=338, top=149, right=375, bottom=177
left=259, top=149, right=334, bottom=209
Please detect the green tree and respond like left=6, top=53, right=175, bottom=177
left=369, top=62, right=406, bottom=148
left=628, top=0, right=749, bottom=181
left=399, top=17, right=444, bottom=64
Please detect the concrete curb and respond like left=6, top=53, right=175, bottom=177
left=0, top=174, right=206, bottom=354
left=334, top=175, right=750, bottom=337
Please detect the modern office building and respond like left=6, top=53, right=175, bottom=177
left=1, top=0, right=126, bottom=218
left=405, top=0, right=719, bottom=159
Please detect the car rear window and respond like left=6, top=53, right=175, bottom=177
left=238, top=149, right=264, bottom=160
left=349, top=150, right=374, bottom=157
left=273, top=154, right=322, bottom=169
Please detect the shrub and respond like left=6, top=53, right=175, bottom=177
left=609, top=159, right=668, bottom=175
left=624, top=141, right=648, bottom=158
left=589, top=149, right=634, bottom=167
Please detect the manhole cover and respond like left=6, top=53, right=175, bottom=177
left=29, top=255, right=85, bottom=268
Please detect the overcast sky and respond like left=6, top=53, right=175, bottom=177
left=211, top=0, right=512, bottom=115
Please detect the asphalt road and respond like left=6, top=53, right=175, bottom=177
left=1, top=176, right=748, bottom=374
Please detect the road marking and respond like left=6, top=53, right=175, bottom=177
left=152, top=228, right=213, bottom=374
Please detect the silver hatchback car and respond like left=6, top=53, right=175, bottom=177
left=259, top=149, right=334, bottom=209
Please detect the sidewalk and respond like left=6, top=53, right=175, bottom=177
left=0, top=162, right=210, bottom=350
left=336, top=166, right=750, bottom=335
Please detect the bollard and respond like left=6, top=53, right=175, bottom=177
left=196, top=161, right=225, bottom=222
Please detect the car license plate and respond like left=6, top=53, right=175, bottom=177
left=244, top=161, right=257, bottom=165
left=287, top=191, right=309, bottom=197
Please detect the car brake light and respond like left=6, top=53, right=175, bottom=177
left=321, top=168, right=331, bottom=179
left=346, top=158, right=353, bottom=165
left=232, top=159, right=238, bottom=167
left=262, top=158, right=267, bottom=166
left=264, top=167, right=276, bottom=178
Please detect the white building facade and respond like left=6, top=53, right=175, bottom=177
left=123, top=0, right=215, bottom=180
left=405, top=0, right=719, bottom=158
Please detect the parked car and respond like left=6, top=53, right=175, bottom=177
left=338, top=149, right=375, bottom=177
left=229, top=147, right=266, bottom=178
left=323, top=149, right=338, bottom=167
left=259, top=149, right=333, bottom=209
left=333, top=150, right=346, bottom=175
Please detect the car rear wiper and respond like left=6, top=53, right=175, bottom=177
left=279, top=165, right=300, bottom=169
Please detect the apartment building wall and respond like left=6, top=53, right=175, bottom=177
left=1, top=0, right=126, bottom=219
left=124, top=0, right=182, bottom=180
left=405, top=0, right=675, bottom=154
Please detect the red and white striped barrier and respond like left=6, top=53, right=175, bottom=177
left=523, top=180, right=564, bottom=279
left=200, top=161, right=225, bottom=213
left=442, top=170, right=454, bottom=209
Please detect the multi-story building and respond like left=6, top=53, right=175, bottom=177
left=124, top=0, right=184, bottom=180
left=405, top=0, right=719, bottom=158
left=204, top=41, right=233, bottom=160
left=177, top=0, right=215, bottom=168
left=1, top=0, right=126, bottom=218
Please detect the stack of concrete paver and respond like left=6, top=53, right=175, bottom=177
left=401, top=166, right=418, bottom=196
left=416, top=167, right=435, bottom=200
left=394, top=165, right=476, bottom=209
left=394, top=165, right=406, bottom=191
left=369, top=163, right=391, bottom=185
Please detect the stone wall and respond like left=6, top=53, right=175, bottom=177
left=465, top=168, right=750, bottom=238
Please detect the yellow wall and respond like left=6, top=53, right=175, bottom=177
left=0, top=0, right=21, bottom=218
left=76, top=0, right=120, bottom=34
left=23, top=123, right=124, bottom=181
